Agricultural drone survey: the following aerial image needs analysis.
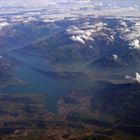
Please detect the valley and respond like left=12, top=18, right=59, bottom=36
left=0, top=14, right=140, bottom=139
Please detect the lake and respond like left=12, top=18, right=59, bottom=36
left=0, top=50, right=92, bottom=113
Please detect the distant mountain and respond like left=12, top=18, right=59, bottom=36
left=17, top=17, right=140, bottom=70
left=0, top=21, right=51, bottom=49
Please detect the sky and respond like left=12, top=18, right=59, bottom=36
left=0, top=0, right=57, bottom=7
left=0, top=0, right=139, bottom=8
left=0, top=0, right=139, bottom=20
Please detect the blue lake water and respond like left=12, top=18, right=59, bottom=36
left=0, top=50, right=91, bottom=112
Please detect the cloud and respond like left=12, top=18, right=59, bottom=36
left=0, top=22, right=9, bottom=30
left=0, top=0, right=140, bottom=25
left=67, top=26, right=85, bottom=35
left=135, top=72, right=140, bottom=83
left=67, top=22, right=107, bottom=45
left=125, top=72, right=140, bottom=83
left=129, top=39, right=140, bottom=49
left=118, top=20, right=140, bottom=50
left=70, top=35, right=85, bottom=44
left=112, top=54, right=118, bottom=60
left=80, top=34, right=94, bottom=41
left=119, top=20, right=127, bottom=27
left=0, top=0, right=57, bottom=7
left=68, top=18, right=140, bottom=51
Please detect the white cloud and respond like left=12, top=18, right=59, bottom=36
left=70, top=35, right=85, bottom=44
left=135, top=72, right=140, bottom=83
left=0, top=22, right=9, bottom=30
left=112, top=54, right=118, bottom=60
left=129, top=39, right=140, bottom=49
left=0, top=0, right=57, bottom=8
left=0, top=0, right=139, bottom=25
left=119, top=20, right=140, bottom=50
left=67, top=26, right=85, bottom=35
left=80, top=34, right=94, bottom=41
left=125, top=72, right=140, bottom=83
left=68, top=22, right=108, bottom=45
left=119, top=20, right=127, bottom=27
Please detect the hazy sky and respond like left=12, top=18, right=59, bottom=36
left=0, top=0, right=139, bottom=7
left=0, top=0, right=57, bottom=7
left=102, top=0, right=140, bottom=6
